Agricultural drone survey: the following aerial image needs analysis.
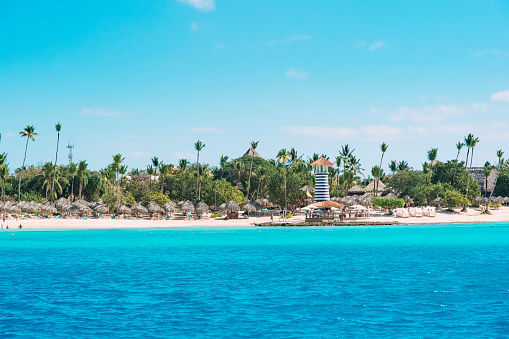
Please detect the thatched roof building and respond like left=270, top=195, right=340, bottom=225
left=467, top=167, right=499, bottom=195
left=243, top=148, right=263, bottom=158
left=365, top=179, right=386, bottom=193
left=347, top=185, right=365, bottom=196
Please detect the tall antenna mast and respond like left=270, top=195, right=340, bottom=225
left=67, top=140, right=74, bottom=164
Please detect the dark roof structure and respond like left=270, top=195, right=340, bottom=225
left=365, top=179, right=386, bottom=192
left=467, top=167, right=499, bottom=195
left=347, top=184, right=366, bottom=195
left=243, top=148, right=263, bottom=158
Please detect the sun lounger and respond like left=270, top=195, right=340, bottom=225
left=395, top=208, right=403, bottom=218
left=415, top=207, right=422, bottom=217
left=401, top=208, right=410, bottom=218
left=422, top=207, right=430, bottom=217
left=429, top=207, right=436, bottom=217
left=409, top=207, right=416, bottom=217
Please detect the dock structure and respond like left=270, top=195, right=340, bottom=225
left=310, top=157, right=333, bottom=202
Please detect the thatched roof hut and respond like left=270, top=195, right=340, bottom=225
left=117, top=205, right=132, bottom=214
left=218, top=203, right=226, bottom=210
left=298, top=185, right=315, bottom=193
left=467, top=167, right=499, bottom=196
left=148, top=203, right=164, bottom=214
left=384, top=192, right=398, bottom=199
left=224, top=200, right=240, bottom=212
left=163, top=201, right=177, bottom=213
left=181, top=201, right=195, bottom=213
left=365, top=179, right=386, bottom=193
left=243, top=148, right=263, bottom=158
left=347, top=185, right=366, bottom=196
left=132, top=203, right=148, bottom=214
left=94, top=204, right=109, bottom=214
left=195, top=202, right=209, bottom=215
left=310, top=201, right=345, bottom=208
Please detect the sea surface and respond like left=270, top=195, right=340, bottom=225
left=0, top=224, right=508, bottom=338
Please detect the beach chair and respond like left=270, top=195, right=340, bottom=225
left=395, top=208, right=403, bottom=218
left=401, top=208, right=410, bottom=218
left=415, top=207, right=423, bottom=217
left=429, top=207, right=436, bottom=217
left=409, top=207, right=416, bottom=217
left=422, top=207, right=430, bottom=217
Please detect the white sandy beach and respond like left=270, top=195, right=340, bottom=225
left=2, top=206, right=509, bottom=229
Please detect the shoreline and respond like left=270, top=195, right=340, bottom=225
left=2, top=206, right=509, bottom=230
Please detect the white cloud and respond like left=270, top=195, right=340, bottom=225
left=389, top=104, right=465, bottom=123
left=266, top=35, right=310, bottom=46
left=470, top=49, right=509, bottom=57
left=370, top=106, right=384, bottom=115
left=356, top=41, right=366, bottom=48
left=189, top=127, right=223, bottom=133
left=490, top=89, right=509, bottom=102
left=407, top=124, right=474, bottom=137
left=369, top=41, right=385, bottom=50
left=286, top=69, right=308, bottom=79
left=177, top=0, right=214, bottom=11
left=125, top=151, right=146, bottom=159
left=191, top=22, right=199, bottom=31
left=281, top=125, right=404, bottom=141
left=3, top=132, right=15, bottom=139
left=173, top=151, right=194, bottom=160
left=490, top=121, right=504, bottom=129
left=81, top=107, right=137, bottom=117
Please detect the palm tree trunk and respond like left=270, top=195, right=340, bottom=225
left=50, top=132, right=60, bottom=203
left=247, top=158, right=254, bottom=200
left=79, top=176, right=83, bottom=200
left=463, top=148, right=471, bottom=211
left=160, top=175, right=164, bottom=194
left=283, top=167, right=287, bottom=210
left=1, top=179, right=5, bottom=201
left=195, top=152, right=200, bottom=200
left=377, top=154, right=384, bottom=197
left=452, top=150, right=460, bottom=186
left=18, top=138, right=30, bottom=202
left=71, top=175, right=75, bottom=201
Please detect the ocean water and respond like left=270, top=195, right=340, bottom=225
left=0, top=224, right=508, bottom=338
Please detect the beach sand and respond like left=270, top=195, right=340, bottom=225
left=2, top=206, right=509, bottom=229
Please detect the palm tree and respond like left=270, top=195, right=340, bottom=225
left=146, top=165, right=155, bottom=190
left=0, top=153, right=7, bottom=169
left=246, top=141, right=259, bottom=200
left=464, top=134, right=479, bottom=207
left=255, top=166, right=267, bottom=199
left=350, top=156, right=364, bottom=177
left=469, top=136, right=480, bottom=168
left=112, top=154, right=125, bottom=183
left=422, top=162, right=431, bottom=184
left=151, top=157, right=160, bottom=180
left=50, top=122, right=62, bottom=203
left=339, top=144, right=354, bottom=172
left=178, top=159, right=188, bottom=172
left=389, top=160, right=397, bottom=177
left=335, top=155, right=342, bottom=197
left=68, top=162, right=77, bottom=201
left=219, top=155, right=229, bottom=180
left=0, top=164, right=8, bottom=201
left=42, top=162, right=62, bottom=200
left=18, top=125, right=39, bottom=202
left=77, top=160, right=88, bottom=200
left=159, top=163, right=171, bottom=194
left=277, top=148, right=291, bottom=210
left=482, top=161, right=493, bottom=198
left=232, top=160, right=244, bottom=189
left=427, top=148, right=438, bottom=172
left=397, top=160, right=409, bottom=172
left=376, top=142, right=388, bottom=196
left=194, top=140, right=205, bottom=200
left=452, top=141, right=464, bottom=186
left=496, top=149, right=504, bottom=170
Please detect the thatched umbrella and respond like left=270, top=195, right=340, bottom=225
left=41, top=203, right=57, bottom=214
left=218, top=203, right=226, bottom=210
left=224, top=200, right=240, bottom=212
left=177, top=201, right=185, bottom=208
left=9, top=205, right=21, bottom=214
left=148, top=203, right=164, bottom=214
left=494, top=196, right=504, bottom=204
left=384, top=192, right=397, bottom=199
left=94, top=204, right=109, bottom=214
left=402, top=195, right=414, bottom=206
left=195, top=202, right=209, bottom=215
left=255, top=198, right=269, bottom=206
left=76, top=199, right=92, bottom=207
left=181, top=201, right=195, bottom=213
left=243, top=202, right=256, bottom=212
left=298, top=185, right=315, bottom=193
left=163, top=201, right=177, bottom=214
left=131, top=203, right=148, bottom=215
left=116, top=205, right=131, bottom=214
left=432, top=197, right=443, bottom=206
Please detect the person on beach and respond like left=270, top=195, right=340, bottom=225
left=270, top=214, right=273, bottom=223
left=18, top=224, right=23, bottom=229
left=6, top=225, right=9, bottom=229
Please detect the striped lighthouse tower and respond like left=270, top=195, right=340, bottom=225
left=310, top=157, right=333, bottom=202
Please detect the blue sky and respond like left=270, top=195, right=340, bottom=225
left=1, top=0, right=509, bottom=174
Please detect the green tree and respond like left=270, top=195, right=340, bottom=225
left=482, top=161, right=494, bottom=198
left=246, top=140, right=259, bottom=200
left=18, top=125, right=39, bottom=201
left=68, top=162, right=77, bottom=201
left=219, top=155, right=229, bottom=179
left=159, top=163, right=172, bottom=194
left=276, top=148, right=291, bottom=209
left=451, top=141, right=464, bottom=186
left=42, top=162, right=62, bottom=200
left=427, top=147, right=438, bottom=174
left=397, top=160, right=409, bottom=171
left=444, top=190, right=469, bottom=211
left=112, top=154, right=125, bottom=183
left=194, top=140, right=205, bottom=200
left=50, top=122, right=62, bottom=203
left=389, top=160, right=397, bottom=177
left=0, top=164, right=8, bottom=201
left=77, top=160, right=88, bottom=200
left=496, top=149, right=504, bottom=170
left=389, top=169, right=425, bottom=198
left=146, top=165, right=155, bottom=190
left=376, top=142, right=388, bottom=196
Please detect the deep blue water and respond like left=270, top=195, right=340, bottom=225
left=0, top=224, right=508, bottom=338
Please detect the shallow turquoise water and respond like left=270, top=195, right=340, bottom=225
left=1, top=224, right=508, bottom=338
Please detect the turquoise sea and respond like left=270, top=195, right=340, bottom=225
left=1, top=224, right=508, bottom=338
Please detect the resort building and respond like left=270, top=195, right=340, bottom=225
left=365, top=178, right=386, bottom=195
left=467, top=167, right=499, bottom=196
left=310, top=157, right=333, bottom=202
